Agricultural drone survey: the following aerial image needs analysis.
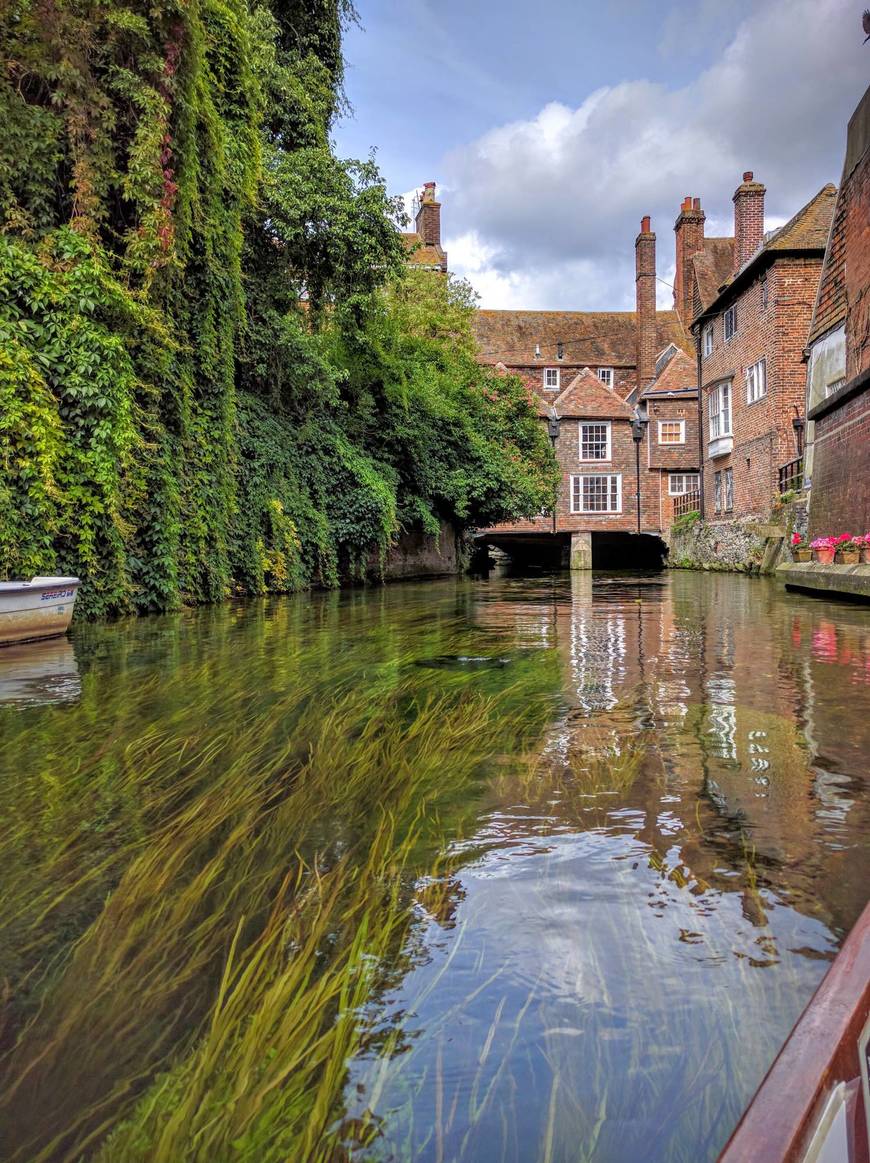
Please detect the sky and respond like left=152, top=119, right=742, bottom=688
left=333, top=0, right=869, bottom=311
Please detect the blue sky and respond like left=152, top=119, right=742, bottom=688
left=334, top=0, right=868, bottom=310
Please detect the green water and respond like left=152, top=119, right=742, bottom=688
left=1, top=571, right=868, bottom=1162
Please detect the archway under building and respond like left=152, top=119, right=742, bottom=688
left=591, top=532, right=667, bottom=569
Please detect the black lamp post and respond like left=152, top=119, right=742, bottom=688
left=631, top=414, right=647, bottom=535
left=548, top=415, right=561, bottom=535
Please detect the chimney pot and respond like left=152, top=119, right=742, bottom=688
left=682, top=196, right=692, bottom=211
left=733, top=172, right=765, bottom=273
left=692, top=197, right=701, bottom=210
left=415, top=182, right=442, bottom=247
left=641, top=215, right=651, bottom=233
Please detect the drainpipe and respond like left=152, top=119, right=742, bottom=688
left=695, top=325, right=705, bottom=519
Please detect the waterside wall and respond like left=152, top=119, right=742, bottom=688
left=669, top=498, right=808, bottom=575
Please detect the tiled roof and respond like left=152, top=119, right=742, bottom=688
left=806, top=188, right=846, bottom=345
left=696, top=185, right=836, bottom=321
left=691, top=238, right=734, bottom=312
left=401, top=232, right=447, bottom=269
left=765, top=184, right=837, bottom=253
left=642, top=348, right=697, bottom=396
left=552, top=367, right=635, bottom=419
left=472, top=310, right=691, bottom=366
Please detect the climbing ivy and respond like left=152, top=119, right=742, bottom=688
left=0, top=0, right=556, bottom=615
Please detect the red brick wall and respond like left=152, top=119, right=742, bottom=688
left=698, top=255, right=820, bottom=519
left=487, top=415, right=675, bottom=536
left=809, top=391, right=870, bottom=537
left=645, top=396, right=699, bottom=471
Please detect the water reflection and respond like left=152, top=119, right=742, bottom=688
left=0, top=572, right=868, bottom=1163
left=0, top=638, right=80, bottom=707
left=344, top=571, right=870, bottom=1162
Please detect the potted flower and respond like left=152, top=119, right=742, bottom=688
left=836, top=534, right=860, bottom=565
left=791, top=532, right=811, bottom=562
left=810, top=536, right=837, bottom=565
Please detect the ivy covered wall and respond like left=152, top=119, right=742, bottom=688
left=0, top=1, right=557, bottom=616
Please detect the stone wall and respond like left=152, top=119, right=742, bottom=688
left=375, top=520, right=465, bottom=581
left=669, top=496, right=807, bottom=574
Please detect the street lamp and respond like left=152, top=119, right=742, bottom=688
left=631, top=412, right=647, bottom=535
left=548, top=414, right=561, bottom=535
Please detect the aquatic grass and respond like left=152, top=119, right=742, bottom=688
left=0, top=604, right=558, bottom=1162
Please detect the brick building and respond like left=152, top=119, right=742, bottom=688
left=688, top=175, right=836, bottom=521
left=401, top=182, right=447, bottom=272
left=805, top=84, right=870, bottom=538
left=473, top=217, right=700, bottom=565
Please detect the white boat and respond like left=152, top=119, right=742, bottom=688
left=0, top=577, right=81, bottom=646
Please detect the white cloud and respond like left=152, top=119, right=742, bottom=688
left=442, top=0, right=865, bottom=310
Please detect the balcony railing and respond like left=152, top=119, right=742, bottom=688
left=673, top=491, right=701, bottom=519
left=778, top=456, right=804, bottom=495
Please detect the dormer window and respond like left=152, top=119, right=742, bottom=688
left=556, top=342, right=564, bottom=361
left=543, top=368, right=560, bottom=390
left=597, top=368, right=614, bottom=388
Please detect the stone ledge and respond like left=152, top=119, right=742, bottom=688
left=777, top=561, right=870, bottom=601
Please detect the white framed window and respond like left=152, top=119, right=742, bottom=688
left=714, top=470, right=722, bottom=513
left=724, top=466, right=733, bottom=512
left=597, top=367, right=614, bottom=388
left=579, top=421, right=611, bottom=461
left=543, top=367, right=560, bottom=390
left=745, top=358, right=766, bottom=403
left=702, top=324, right=713, bottom=358
left=669, top=473, right=700, bottom=496
left=658, top=419, right=685, bottom=445
left=571, top=474, right=622, bottom=513
left=709, top=381, right=732, bottom=439
left=723, top=306, right=737, bottom=342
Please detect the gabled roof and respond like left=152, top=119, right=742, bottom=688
left=691, top=238, right=734, bottom=313
left=552, top=367, right=635, bottom=419
left=695, top=185, right=836, bottom=323
left=472, top=310, right=691, bottom=366
left=765, top=184, right=838, bottom=253
left=401, top=232, right=447, bottom=270
left=642, top=347, right=697, bottom=397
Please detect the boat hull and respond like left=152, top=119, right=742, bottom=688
left=0, top=578, right=80, bottom=646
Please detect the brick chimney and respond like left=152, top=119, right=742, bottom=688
left=673, top=195, right=706, bottom=325
left=732, top=171, right=765, bottom=273
left=635, top=215, right=657, bottom=391
left=415, top=181, right=441, bottom=247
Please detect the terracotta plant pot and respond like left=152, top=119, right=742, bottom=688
left=793, top=548, right=812, bottom=562
left=861, top=548, right=870, bottom=565
left=838, top=549, right=860, bottom=565
left=813, top=547, right=836, bottom=565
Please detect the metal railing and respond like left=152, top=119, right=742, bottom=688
left=672, top=491, right=701, bottom=518
left=778, top=456, right=804, bottom=494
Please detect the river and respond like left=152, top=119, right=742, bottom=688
left=1, top=570, right=868, bottom=1163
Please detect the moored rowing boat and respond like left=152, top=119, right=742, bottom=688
left=0, top=577, right=81, bottom=646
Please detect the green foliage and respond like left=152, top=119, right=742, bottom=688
left=0, top=0, right=556, bottom=613
left=672, top=509, right=701, bottom=535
